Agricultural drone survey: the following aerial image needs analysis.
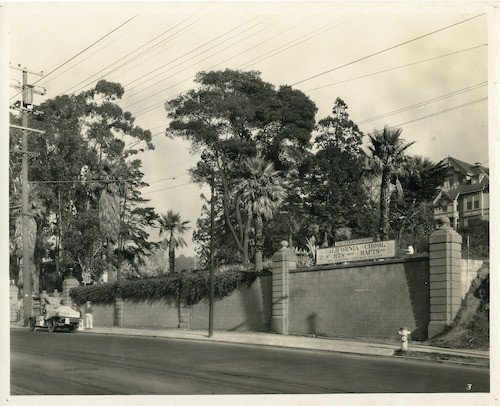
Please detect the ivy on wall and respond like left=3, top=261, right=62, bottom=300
left=70, top=269, right=267, bottom=306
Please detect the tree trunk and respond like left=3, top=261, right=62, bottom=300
left=215, top=149, right=248, bottom=264
left=169, top=244, right=176, bottom=275
left=379, top=171, right=391, bottom=240
left=254, top=213, right=264, bottom=271
left=117, top=185, right=126, bottom=281
left=116, top=245, right=123, bottom=282
left=242, top=241, right=249, bottom=267
left=32, top=258, right=40, bottom=294
left=241, top=204, right=253, bottom=267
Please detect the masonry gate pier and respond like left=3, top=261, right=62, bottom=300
left=428, top=217, right=462, bottom=338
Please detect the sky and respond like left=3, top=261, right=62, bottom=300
left=2, top=1, right=498, bottom=257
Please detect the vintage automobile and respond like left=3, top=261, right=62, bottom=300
left=28, top=292, right=82, bottom=333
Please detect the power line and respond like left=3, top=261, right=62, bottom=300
left=69, top=16, right=208, bottom=105
left=357, top=82, right=487, bottom=125
left=63, top=16, right=198, bottom=96
left=132, top=15, right=483, bottom=119
left=126, top=130, right=164, bottom=149
left=207, top=16, right=317, bottom=72
left=33, top=15, right=138, bottom=85
left=127, top=17, right=353, bottom=116
left=14, top=14, right=488, bottom=152
left=60, top=15, right=265, bottom=114
left=119, top=16, right=262, bottom=97
left=42, top=17, right=145, bottom=88
left=120, top=16, right=268, bottom=108
left=291, top=13, right=485, bottom=87
left=387, top=97, right=487, bottom=129
left=305, top=44, right=487, bottom=92
left=142, top=182, right=194, bottom=195
left=147, top=173, right=189, bottom=184
left=28, top=179, right=131, bottom=184
left=25, top=98, right=487, bottom=194
left=238, top=16, right=356, bottom=71
left=120, top=15, right=314, bottom=115
left=10, top=15, right=138, bottom=101
left=27, top=173, right=188, bottom=185
left=102, top=17, right=207, bottom=89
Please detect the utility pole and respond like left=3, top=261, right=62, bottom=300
left=10, top=64, right=45, bottom=326
left=208, top=173, right=215, bottom=337
left=21, top=69, right=31, bottom=327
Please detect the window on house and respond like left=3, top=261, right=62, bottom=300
left=474, top=194, right=480, bottom=209
left=466, top=196, right=473, bottom=210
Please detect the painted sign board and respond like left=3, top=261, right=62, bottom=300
left=316, top=240, right=396, bottom=265
left=335, top=237, right=374, bottom=247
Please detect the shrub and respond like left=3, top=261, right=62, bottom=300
left=70, top=268, right=264, bottom=307
left=295, top=252, right=314, bottom=268
left=458, top=219, right=489, bottom=259
left=69, top=283, right=117, bottom=306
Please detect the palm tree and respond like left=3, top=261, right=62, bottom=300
left=367, top=126, right=414, bottom=241
left=159, top=210, right=190, bottom=275
left=238, top=157, right=286, bottom=271
left=403, top=156, right=447, bottom=203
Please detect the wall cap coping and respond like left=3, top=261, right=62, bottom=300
left=289, top=255, right=429, bottom=274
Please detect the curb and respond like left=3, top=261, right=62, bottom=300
left=393, top=350, right=489, bottom=368
left=11, top=323, right=488, bottom=367
left=76, top=329, right=491, bottom=366
left=77, top=329, right=405, bottom=361
left=83, top=330, right=491, bottom=367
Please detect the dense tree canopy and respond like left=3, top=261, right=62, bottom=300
left=166, top=69, right=316, bottom=265
left=9, top=80, right=157, bottom=290
left=9, top=65, right=462, bottom=290
left=184, top=89, right=445, bottom=265
left=303, top=98, right=376, bottom=246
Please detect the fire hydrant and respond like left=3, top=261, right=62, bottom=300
left=398, top=327, right=411, bottom=352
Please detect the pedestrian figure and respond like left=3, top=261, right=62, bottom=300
left=85, top=301, right=93, bottom=330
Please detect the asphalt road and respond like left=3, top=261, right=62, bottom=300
left=10, top=329, right=489, bottom=395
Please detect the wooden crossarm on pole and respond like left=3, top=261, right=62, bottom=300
left=9, top=124, right=45, bottom=134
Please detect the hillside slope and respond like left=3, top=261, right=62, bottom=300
left=430, top=262, right=489, bottom=350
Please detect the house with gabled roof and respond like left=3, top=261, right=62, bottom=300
left=433, top=157, right=489, bottom=228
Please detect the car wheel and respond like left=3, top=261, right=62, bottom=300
left=47, top=319, right=55, bottom=333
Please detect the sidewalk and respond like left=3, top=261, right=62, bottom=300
left=11, top=321, right=488, bottom=365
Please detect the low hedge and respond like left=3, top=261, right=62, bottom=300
left=70, top=269, right=266, bottom=307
